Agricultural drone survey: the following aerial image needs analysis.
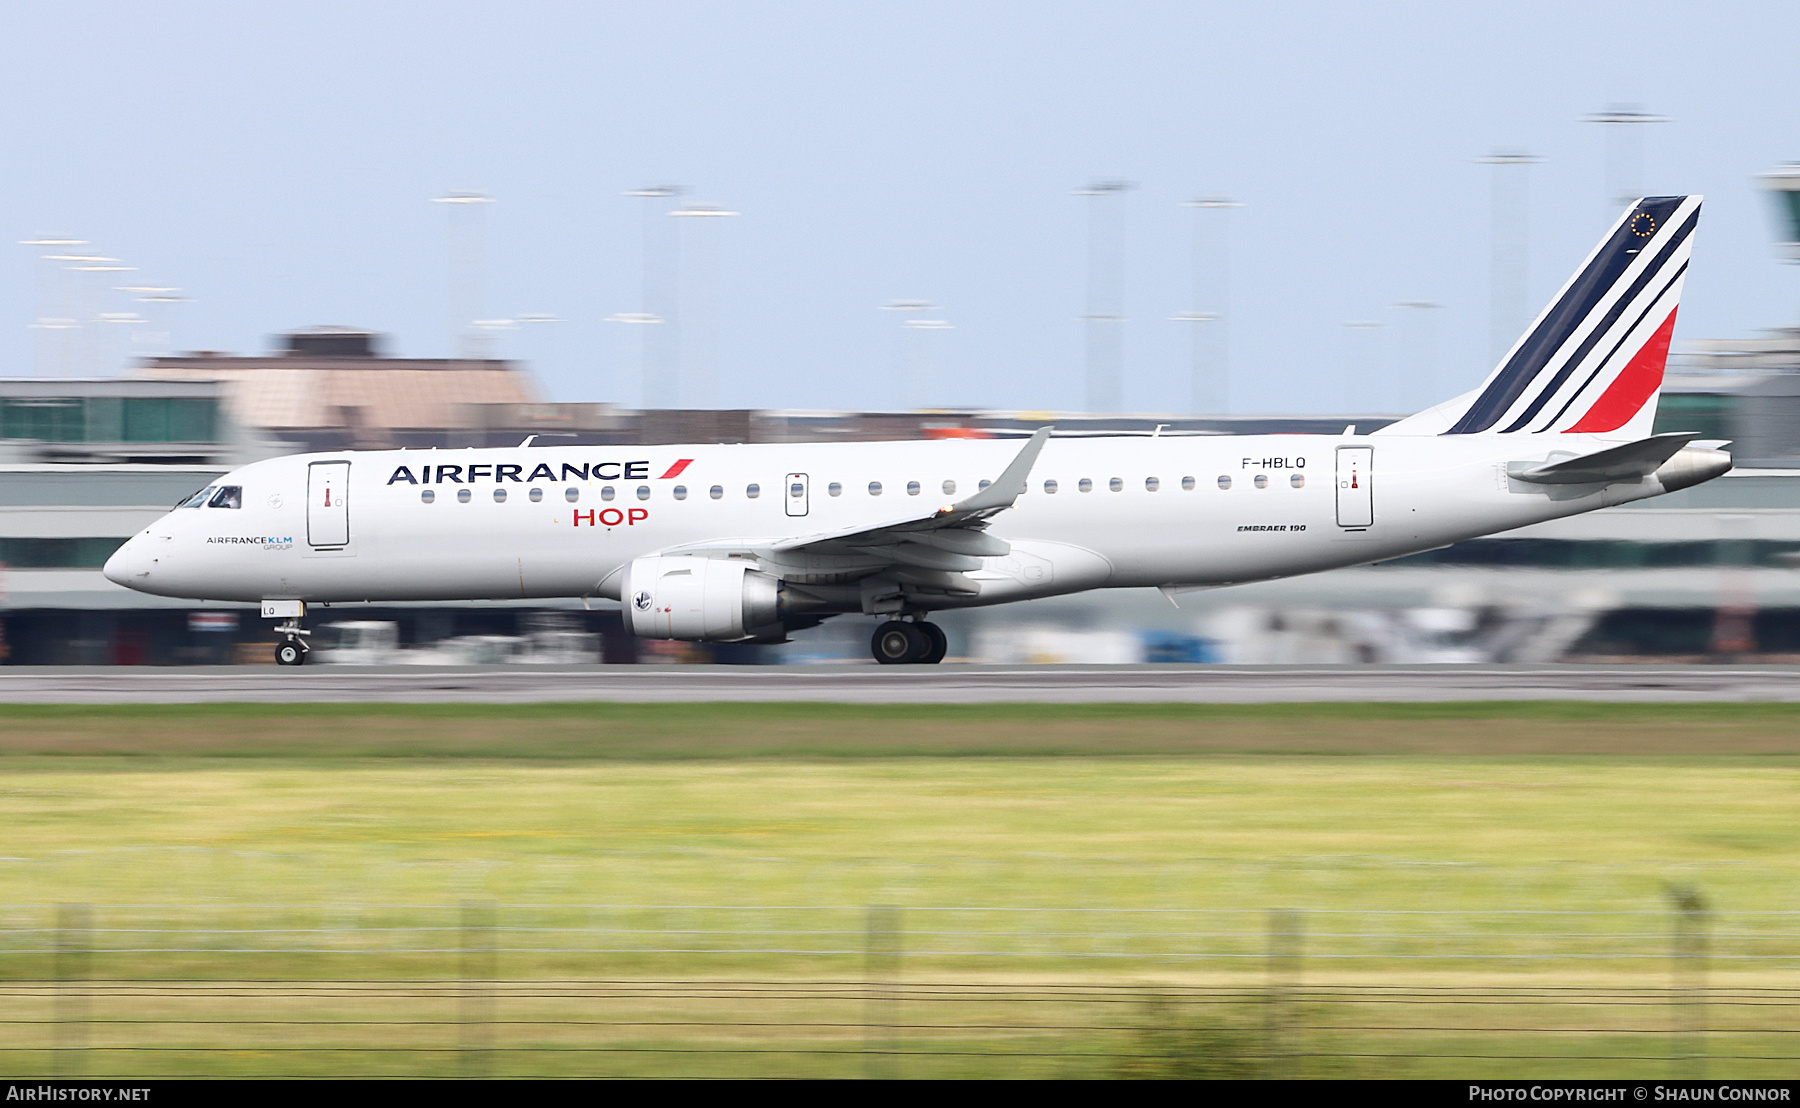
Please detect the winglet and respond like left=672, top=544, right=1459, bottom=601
left=938, top=426, right=1052, bottom=517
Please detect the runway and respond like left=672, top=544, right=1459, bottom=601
left=2, top=663, right=1798, bottom=704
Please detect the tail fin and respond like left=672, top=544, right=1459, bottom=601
left=1382, top=195, right=1700, bottom=439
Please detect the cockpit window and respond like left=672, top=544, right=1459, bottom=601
left=207, top=486, right=242, bottom=509
left=180, top=486, right=218, bottom=508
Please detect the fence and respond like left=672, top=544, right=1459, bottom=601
left=0, top=893, right=1795, bottom=1078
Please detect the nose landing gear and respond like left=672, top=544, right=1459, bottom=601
left=263, top=600, right=311, bottom=667
left=871, top=619, right=948, bottom=665
left=272, top=617, right=311, bottom=666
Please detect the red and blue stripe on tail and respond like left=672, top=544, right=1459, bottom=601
left=1442, top=195, right=1700, bottom=438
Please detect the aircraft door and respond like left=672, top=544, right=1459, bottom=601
left=1335, top=447, right=1373, bottom=528
left=784, top=472, right=809, bottom=517
left=308, top=461, right=351, bottom=547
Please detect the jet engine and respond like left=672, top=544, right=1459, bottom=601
left=622, top=555, right=787, bottom=642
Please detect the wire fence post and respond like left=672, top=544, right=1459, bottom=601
left=1669, top=885, right=1708, bottom=1080
left=1265, top=908, right=1303, bottom=1080
left=459, top=900, right=496, bottom=1078
left=53, top=904, right=91, bottom=1078
left=863, top=905, right=903, bottom=1079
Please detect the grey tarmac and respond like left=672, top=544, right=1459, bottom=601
left=0, top=664, right=1797, bottom=704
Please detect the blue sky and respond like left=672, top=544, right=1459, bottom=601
left=2, top=1, right=1796, bottom=415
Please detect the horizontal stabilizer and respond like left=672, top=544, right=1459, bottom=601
left=1506, top=431, right=1697, bottom=485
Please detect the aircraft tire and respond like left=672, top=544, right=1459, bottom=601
left=871, top=621, right=929, bottom=665
left=275, top=639, right=306, bottom=667
left=918, top=621, right=948, bottom=664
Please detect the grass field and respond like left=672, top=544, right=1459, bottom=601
left=0, top=701, right=1795, bottom=1077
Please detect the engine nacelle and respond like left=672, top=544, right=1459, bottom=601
left=623, top=555, right=783, bottom=642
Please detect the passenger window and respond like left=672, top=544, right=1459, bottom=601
left=1078, top=478, right=1093, bottom=493
left=710, top=485, right=723, bottom=499
left=636, top=485, right=651, bottom=500
left=747, top=483, right=761, bottom=499
left=1109, top=477, right=1123, bottom=492
left=565, top=487, right=580, bottom=503
left=868, top=481, right=882, bottom=496
left=457, top=488, right=472, bottom=503
left=1043, top=479, right=1058, bottom=494
left=208, top=486, right=242, bottom=509
left=1253, top=474, right=1269, bottom=489
left=978, top=479, right=991, bottom=491
left=529, top=487, right=544, bottom=502
left=942, top=479, right=956, bottom=496
left=601, top=486, right=616, bottom=502
left=1181, top=476, right=1196, bottom=491
left=1145, top=477, right=1159, bottom=492
left=181, top=486, right=217, bottom=509
left=492, top=488, right=507, bottom=503
left=1290, top=473, right=1305, bottom=489
left=906, top=480, right=920, bottom=496
left=828, top=482, right=842, bottom=497
left=421, top=489, right=436, bottom=504
left=790, top=482, right=805, bottom=499
left=674, top=485, right=688, bottom=500
left=1217, top=475, right=1232, bottom=490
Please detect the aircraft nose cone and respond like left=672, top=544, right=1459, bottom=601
left=103, top=537, right=140, bottom=587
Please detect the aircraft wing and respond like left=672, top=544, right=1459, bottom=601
left=1506, top=431, right=1697, bottom=485
left=653, top=426, right=1050, bottom=577
left=771, top=426, right=1048, bottom=553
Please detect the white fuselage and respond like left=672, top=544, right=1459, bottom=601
left=105, top=432, right=1693, bottom=610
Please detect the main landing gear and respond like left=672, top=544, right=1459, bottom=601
left=871, top=619, right=947, bottom=665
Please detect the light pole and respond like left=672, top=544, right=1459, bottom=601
left=624, top=186, right=683, bottom=408
left=99, top=311, right=146, bottom=375
left=1075, top=179, right=1134, bottom=413
left=1392, top=301, right=1444, bottom=413
left=604, top=312, right=660, bottom=407
left=19, top=238, right=86, bottom=376
left=1473, top=152, right=1540, bottom=365
left=117, top=286, right=189, bottom=359
left=879, top=300, right=936, bottom=410
left=431, top=190, right=496, bottom=362
left=1174, top=196, right=1242, bottom=415
left=506, top=314, right=564, bottom=393
left=669, top=202, right=738, bottom=409
left=471, top=317, right=518, bottom=348
left=1343, top=320, right=1386, bottom=413
left=1583, top=105, right=1669, bottom=218
left=64, top=259, right=135, bottom=376
left=903, top=316, right=953, bottom=410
